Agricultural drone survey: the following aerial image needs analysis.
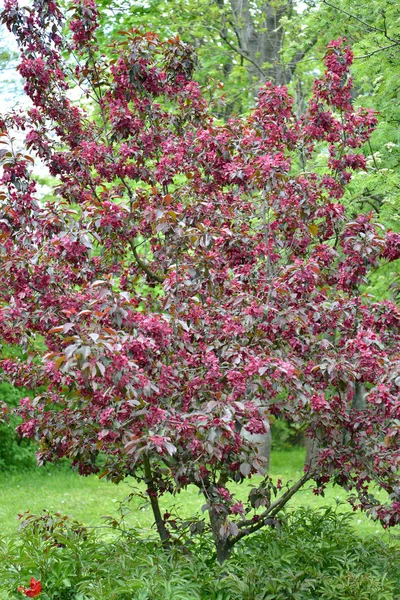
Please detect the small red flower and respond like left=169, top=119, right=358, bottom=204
left=17, top=578, right=42, bottom=597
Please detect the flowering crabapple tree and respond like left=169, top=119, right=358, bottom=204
left=1, top=0, right=400, bottom=564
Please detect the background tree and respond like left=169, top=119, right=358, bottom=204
left=286, top=0, right=400, bottom=297
left=94, top=0, right=316, bottom=116
left=0, top=24, right=20, bottom=111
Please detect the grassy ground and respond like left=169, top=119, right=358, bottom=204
left=1, top=448, right=398, bottom=541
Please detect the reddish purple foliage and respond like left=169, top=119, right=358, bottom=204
left=0, top=0, right=399, bottom=557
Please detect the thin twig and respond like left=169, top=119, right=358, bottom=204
left=323, top=0, right=400, bottom=45
left=216, top=29, right=267, bottom=79
left=354, top=42, right=399, bottom=59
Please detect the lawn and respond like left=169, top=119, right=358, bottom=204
left=1, top=448, right=398, bottom=542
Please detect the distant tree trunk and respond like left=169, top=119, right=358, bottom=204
left=214, top=1, right=316, bottom=115
left=228, top=0, right=290, bottom=86
left=241, top=419, right=271, bottom=469
left=305, top=430, right=320, bottom=469
left=352, top=381, right=366, bottom=410
left=306, top=382, right=366, bottom=467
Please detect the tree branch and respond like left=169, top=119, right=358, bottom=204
left=286, top=36, right=318, bottom=79
left=355, top=42, right=399, bottom=59
left=128, top=239, right=164, bottom=283
left=322, top=0, right=400, bottom=45
left=143, top=453, right=171, bottom=550
left=233, top=472, right=313, bottom=543
left=216, top=28, right=267, bottom=79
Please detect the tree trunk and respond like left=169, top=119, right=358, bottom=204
left=241, top=419, right=271, bottom=469
left=143, top=454, right=171, bottom=550
left=208, top=505, right=232, bottom=564
left=228, top=0, right=291, bottom=86
left=352, top=381, right=365, bottom=410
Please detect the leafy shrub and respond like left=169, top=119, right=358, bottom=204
left=0, top=344, right=37, bottom=471
left=222, top=507, right=400, bottom=600
left=0, top=506, right=399, bottom=599
left=0, top=381, right=36, bottom=471
left=270, top=418, right=305, bottom=451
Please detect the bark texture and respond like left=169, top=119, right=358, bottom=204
left=228, top=0, right=290, bottom=84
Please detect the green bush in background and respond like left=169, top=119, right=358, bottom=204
left=0, top=381, right=36, bottom=471
left=271, top=418, right=305, bottom=451
left=0, top=344, right=37, bottom=471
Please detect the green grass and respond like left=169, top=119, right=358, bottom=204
left=0, top=449, right=398, bottom=541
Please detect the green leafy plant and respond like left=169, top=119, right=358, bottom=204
left=0, top=380, right=36, bottom=471
left=0, top=506, right=399, bottom=599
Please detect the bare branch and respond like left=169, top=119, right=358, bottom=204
left=269, top=472, right=313, bottom=516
